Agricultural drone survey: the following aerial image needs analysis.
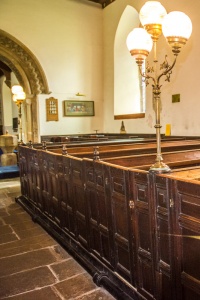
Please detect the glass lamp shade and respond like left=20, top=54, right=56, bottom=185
left=162, top=11, right=192, bottom=40
left=11, top=85, right=23, bottom=94
left=139, top=1, right=167, bottom=26
left=126, top=28, right=153, bottom=61
left=162, top=11, right=192, bottom=52
left=13, top=91, right=26, bottom=101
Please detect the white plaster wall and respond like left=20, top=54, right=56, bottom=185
left=103, top=0, right=200, bottom=136
left=0, top=0, right=199, bottom=137
left=0, top=0, right=104, bottom=136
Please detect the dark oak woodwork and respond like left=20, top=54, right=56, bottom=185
left=130, top=170, right=161, bottom=299
left=88, top=0, right=115, bottom=8
left=17, top=141, right=200, bottom=300
left=44, top=139, right=200, bottom=158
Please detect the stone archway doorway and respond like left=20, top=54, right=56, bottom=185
left=0, top=29, right=50, bottom=142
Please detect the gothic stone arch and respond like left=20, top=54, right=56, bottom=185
left=0, top=29, right=50, bottom=142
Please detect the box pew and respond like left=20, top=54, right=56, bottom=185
left=152, top=168, right=200, bottom=300
left=49, top=139, right=200, bottom=160
left=18, top=146, right=140, bottom=298
left=83, top=158, right=135, bottom=287
left=19, top=147, right=90, bottom=249
left=33, top=135, right=192, bottom=152
left=102, top=149, right=200, bottom=168
left=106, top=158, right=200, bottom=299
left=39, top=151, right=90, bottom=249
left=17, top=145, right=200, bottom=300
left=129, top=164, right=200, bottom=300
left=73, top=154, right=170, bottom=298
left=35, top=137, right=160, bottom=150
left=84, top=154, right=200, bottom=299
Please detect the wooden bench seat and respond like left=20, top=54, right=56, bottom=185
left=102, top=148, right=200, bottom=167
left=46, top=140, right=200, bottom=160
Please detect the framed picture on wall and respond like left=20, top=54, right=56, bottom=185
left=63, top=100, right=94, bottom=117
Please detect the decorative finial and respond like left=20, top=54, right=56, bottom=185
left=62, top=144, right=68, bottom=155
left=93, top=146, right=100, bottom=160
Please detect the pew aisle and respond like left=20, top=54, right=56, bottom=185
left=0, top=178, right=115, bottom=300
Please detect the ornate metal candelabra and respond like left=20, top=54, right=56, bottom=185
left=126, top=1, right=192, bottom=173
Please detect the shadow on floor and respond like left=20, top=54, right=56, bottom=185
left=0, top=178, right=115, bottom=299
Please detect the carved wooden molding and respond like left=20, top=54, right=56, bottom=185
left=88, top=0, right=115, bottom=8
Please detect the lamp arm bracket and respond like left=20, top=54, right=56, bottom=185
left=157, top=55, right=177, bottom=85
left=138, top=65, right=156, bottom=87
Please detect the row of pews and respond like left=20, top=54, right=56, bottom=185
left=17, top=137, right=200, bottom=300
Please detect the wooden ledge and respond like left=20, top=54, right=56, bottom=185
left=114, top=113, right=145, bottom=120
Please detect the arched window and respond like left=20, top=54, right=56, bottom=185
left=114, top=5, right=145, bottom=119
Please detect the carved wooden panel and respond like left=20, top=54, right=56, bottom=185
left=29, top=149, right=41, bottom=208
left=60, top=156, right=76, bottom=237
left=49, top=154, right=62, bottom=225
left=154, top=175, right=176, bottom=300
left=18, top=146, right=29, bottom=199
left=40, top=152, right=49, bottom=217
left=173, top=180, right=200, bottom=300
left=41, top=151, right=61, bottom=225
left=70, top=157, right=88, bottom=248
left=109, top=165, right=134, bottom=283
left=131, top=171, right=155, bottom=299
left=84, top=159, right=113, bottom=266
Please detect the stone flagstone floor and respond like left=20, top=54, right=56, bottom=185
left=0, top=178, right=116, bottom=300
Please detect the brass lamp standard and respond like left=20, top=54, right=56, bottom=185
left=126, top=1, right=192, bottom=173
left=12, top=85, right=26, bottom=144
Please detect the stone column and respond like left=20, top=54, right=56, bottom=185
left=31, top=96, right=39, bottom=143
left=25, top=98, right=33, bottom=142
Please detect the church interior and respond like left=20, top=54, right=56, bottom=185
left=1, top=0, right=200, bottom=299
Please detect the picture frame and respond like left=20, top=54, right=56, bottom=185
left=64, top=100, right=94, bottom=117
left=46, top=97, right=59, bottom=121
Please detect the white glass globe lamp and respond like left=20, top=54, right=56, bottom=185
left=162, top=11, right=192, bottom=53
left=11, top=85, right=23, bottom=94
left=126, top=28, right=153, bottom=65
left=139, top=1, right=167, bottom=40
left=13, top=91, right=26, bottom=104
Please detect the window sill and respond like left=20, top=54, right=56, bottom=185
left=114, top=113, right=145, bottom=120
